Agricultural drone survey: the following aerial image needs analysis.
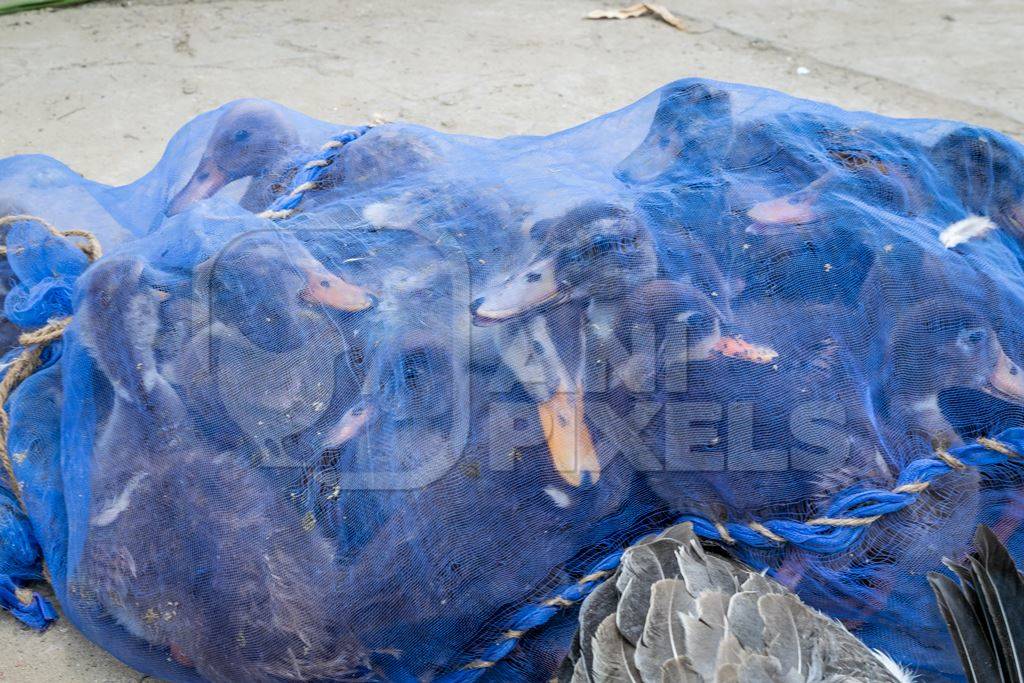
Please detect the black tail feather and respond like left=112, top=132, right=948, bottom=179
left=972, top=526, right=1024, bottom=682
left=929, top=525, right=1024, bottom=683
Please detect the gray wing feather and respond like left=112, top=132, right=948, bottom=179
left=680, top=592, right=728, bottom=680
left=581, top=576, right=622, bottom=676
left=592, top=613, right=642, bottom=683
left=563, top=522, right=903, bottom=682
left=660, top=657, right=702, bottom=683
left=726, top=590, right=766, bottom=652
left=635, top=578, right=696, bottom=679
left=758, top=593, right=804, bottom=676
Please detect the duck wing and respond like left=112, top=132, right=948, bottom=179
left=561, top=522, right=906, bottom=682
left=929, top=525, right=1024, bottom=683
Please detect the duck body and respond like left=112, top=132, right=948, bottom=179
left=627, top=289, right=886, bottom=518
left=70, top=256, right=368, bottom=682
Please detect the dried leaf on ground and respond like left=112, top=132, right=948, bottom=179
left=586, top=3, right=687, bottom=31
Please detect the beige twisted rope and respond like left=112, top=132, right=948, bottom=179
left=0, top=215, right=102, bottom=589
left=0, top=214, right=102, bottom=262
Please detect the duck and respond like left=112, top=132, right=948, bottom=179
left=73, top=256, right=367, bottom=682
left=558, top=521, right=914, bottom=683
left=154, top=229, right=376, bottom=456
left=306, top=299, right=469, bottom=553
left=737, top=211, right=878, bottom=308
left=872, top=299, right=1024, bottom=451
left=928, top=125, right=1024, bottom=243
left=166, top=100, right=299, bottom=216
left=256, top=225, right=472, bottom=551
left=608, top=279, right=778, bottom=394
left=320, top=403, right=645, bottom=681
left=615, top=79, right=733, bottom=186
left=730, top=112, right=924, bottom=229
left=725, top=116, right=937, bottom=309
left=196, top=229, right=377, bottom=354
left=471, top=202, right=659, bottom=487
left=774, top=299, right=1024, bottom=670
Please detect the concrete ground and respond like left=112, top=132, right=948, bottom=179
left=0, top=0, right=1022, bottom=680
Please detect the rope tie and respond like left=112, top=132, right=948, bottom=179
left=0, top=216, right=101, bottom=587
left=935, top=448, right=966, bottom=469
left=892, top=481, right=930, bottom=494
left=0, top=215, right=102, bottom=261
left=747, top=520, right=786, bottom=542
left=976, top=436, right=1020, bottom=459
left=256, top=126, right=371, bottom=222
left=806, top=514, right=881, bottom=528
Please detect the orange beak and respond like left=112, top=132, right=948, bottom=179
left=167, top=157, right=229, bottom=216
left=746, top=173, right=834, bottom=231
left=301, top=265, right=376, bottom=312
left=709, top=335, right=779, bottom=364
left=325, top=402, right=374, bottom=447
left=537, top=381, right=600, bottom=486
left=472, top=256, right=562, bottom=324
left=984, top=344, right=1024, bottom=404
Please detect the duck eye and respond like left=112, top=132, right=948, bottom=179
left=233, top=129, right=251, bottom=142
left=956, top=327, right=987, bottom=349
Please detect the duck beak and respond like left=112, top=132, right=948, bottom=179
left=745, top=173, right=834, bottom=232
left=746, top=194, right=818, bottom=231
left=472, top=256, right=563, bottom=325
left=325, top=402, right=374, bottom=447
left=301, top=265, right=377, bottom=312
left=983, top=345, right=1024, bottom=404
left=708, top=335, right=779, bottom=364
left=537, top=381, right=600, bottom=486
left=166, top=157, right=229, bottom=216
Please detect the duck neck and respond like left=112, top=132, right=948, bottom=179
left=890, top=388, right=959, bottom=445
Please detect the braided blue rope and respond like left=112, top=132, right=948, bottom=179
left=438, top=428, right=1024, bottom=681
left=258, top=126, right=371, bottom=221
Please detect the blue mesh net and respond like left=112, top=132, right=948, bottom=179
left=1, top=78, right=1024, bottom=682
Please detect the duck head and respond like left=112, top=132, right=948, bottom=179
left=470, top=202, right=656, bottom=325
left=167, top=101, right=298, bottom=216
left=615, top=80, right=732, bottom=185
left=201, top=232, right=376, bottom=353
left=77, top=256, right=181, bottom=414
left=620, top=280, right=723, bottom=363
left=469, top=203, right=651, bottom=488
left=883, top=301, right=1024, bottom=439
left=744, top=171, right=836, bottom=234
left=323, top=335, right=455, bottom=448
left=744, top=126, right=918, bottom=236
left=929, top=126, right=1024, bottom=233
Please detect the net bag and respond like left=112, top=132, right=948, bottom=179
left=1, top=78, right=1024, bottom=682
